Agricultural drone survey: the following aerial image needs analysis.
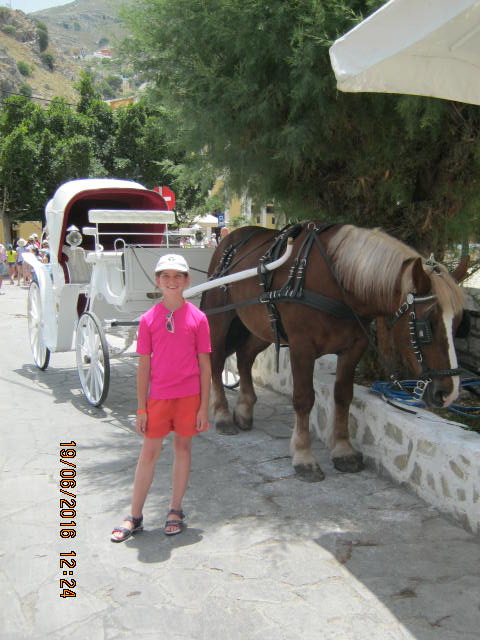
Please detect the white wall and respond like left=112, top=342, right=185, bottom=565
left=253, top=346, right=480, bottom=535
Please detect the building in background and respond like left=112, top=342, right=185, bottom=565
left=210, top=179, right=283, bottom=230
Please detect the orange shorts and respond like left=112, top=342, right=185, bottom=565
left=144, top=394, right=209, bottom=439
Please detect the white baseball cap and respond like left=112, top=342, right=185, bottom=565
left=155, top=253, right=189, bottom=274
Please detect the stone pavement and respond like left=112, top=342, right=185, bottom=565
left=1, top=282, right=480, bottom=640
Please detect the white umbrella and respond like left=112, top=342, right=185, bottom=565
left=192, top=214, right=219, bottom=245
left=194, top=214, right=219, bottom=226
left=329, top=0, right=480, bottom=105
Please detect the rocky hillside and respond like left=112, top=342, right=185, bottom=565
left=32, top=0, right=125, bottom=58
left=0, top=7, right=79, bottom=104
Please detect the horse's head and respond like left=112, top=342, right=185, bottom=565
left=390, top=256, right=469, bottom=408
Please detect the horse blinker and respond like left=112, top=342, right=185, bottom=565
left=415, top=318, right=433, bottom=345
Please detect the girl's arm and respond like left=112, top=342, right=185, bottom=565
left=136, top=354, right=151, bottom=434
left=196, top=352, right=211, bottom=431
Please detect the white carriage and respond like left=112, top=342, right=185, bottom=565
left=24, top=178, right=217, bottom=406
left=25, top=178, right=292, bottom=406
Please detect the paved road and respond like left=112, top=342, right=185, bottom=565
left=1, top=282, right=479, bottom=640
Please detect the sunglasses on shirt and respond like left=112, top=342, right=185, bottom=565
left=166, top=311, right=174, bottom=333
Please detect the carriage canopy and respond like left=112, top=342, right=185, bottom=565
left=45, top=179, right=171, bottom=263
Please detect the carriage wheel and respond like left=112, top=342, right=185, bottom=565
left=27, top=281, right=50, bottom=370
left=76, top=312, right=110, bottom=407
left=222, top=354, right=240, bottom=390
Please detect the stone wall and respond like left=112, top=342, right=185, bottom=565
left=252, top=344, right=480, bottom=536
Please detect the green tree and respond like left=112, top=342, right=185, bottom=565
left=0, top=96, right=97, bottom=226
left=0, top=95, right=42, bottom=135
left=75, top=71, right=101, bottom=115
left=46, top=97, right=86, bottom=139
left=0, top=124, right=42, bottom=220
left=84, top=100, right=117, bottom=173
left=50, top=135, right=95, bottom=185
left=122, top=0, right=480, bottom=256
left=40, top=52, right=55, bottom=71
left=111, top=102, right=147, bottom=180
left=0, top=86, right=219, bottom=234
left=19, top=84, right=33, bottom=98
left=17, top=61, right=32, bottom=77
left=35, top=20, right=49, bottom=52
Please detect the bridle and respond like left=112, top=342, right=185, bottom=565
left=389, top=291, right=462, bottom=401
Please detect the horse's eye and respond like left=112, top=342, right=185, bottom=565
left=455, top=310, right=470, bottom=339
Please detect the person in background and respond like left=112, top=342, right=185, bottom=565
left=30, top=234, right=40, bottom=249
left=0, top=244, right=7, bottom=294
left=15, top=238, right=27, bottom=286
left=6, top=244, right=16, bottom=285
left=22, top=239, right=35, bottom=286
left=41, top=239, right=50, bottom=263
left=111, top=254, right=211, bottom=542
left=220, top=227, right=230, bottom=240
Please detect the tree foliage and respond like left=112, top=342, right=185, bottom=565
left=0, top=74, right=216, bottom=229
left=35, top=20, right=49, bottom=52
left=121, top=0, right=480, bottom=255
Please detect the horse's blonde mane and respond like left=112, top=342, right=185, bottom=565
left=327, top=225, right=465, bottom=312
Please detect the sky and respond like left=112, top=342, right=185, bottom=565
left=7, top=0, right=71, bottom=13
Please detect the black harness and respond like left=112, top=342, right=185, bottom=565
left=204, top=222, right=359, bottom=369
left=204, top=223, right=464, bottom=395
left=388, top=292, right=462, bottom=401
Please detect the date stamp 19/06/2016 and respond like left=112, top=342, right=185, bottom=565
left=59, top=441, right=77, bottom=599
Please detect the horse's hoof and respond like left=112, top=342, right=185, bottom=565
left=233, top=411, right=253, bottom=431
left=332, top=453, right=365, bottom=473
left=294, top=464, right=325, bottom=482
left=215, top=421, right=239, bottom=436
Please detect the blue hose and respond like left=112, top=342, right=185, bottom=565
left=370, top=378, right=480, bottom=418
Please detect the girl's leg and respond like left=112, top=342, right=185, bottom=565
left=131, top=436, right=163, bottom=517
left=166, top=434, right=192, bottom=533
left=111, top=437, right=163, bottom=541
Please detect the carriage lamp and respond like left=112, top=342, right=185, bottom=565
left=66, top=225, right=83, bottom=247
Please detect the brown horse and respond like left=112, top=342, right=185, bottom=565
left=202, top=222, right=468, bottom=482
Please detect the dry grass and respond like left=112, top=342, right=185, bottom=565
left=0, top=31, right=79, bottom=104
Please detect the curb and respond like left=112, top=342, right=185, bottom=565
left=253, top=346, right=480, bottom=535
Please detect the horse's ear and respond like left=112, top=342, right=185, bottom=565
left=451, top=255, right=469, bottom=283
left=410, top=257, right=431, bottom=295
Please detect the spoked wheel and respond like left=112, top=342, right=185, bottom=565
left=222, top=354, right=240, bottom=390
left=27, top=281, right=50, bottom=370
left=76, top=312, right=110, bottom=407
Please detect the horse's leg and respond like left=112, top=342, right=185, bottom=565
left=331, top=346, right=366, bottom=473
left=289, top=348, right=325, bottom=482
left=210, top=314, right=239, bottom=436
left=212, top=351, right=239, bottom=435
left=233, top=334, right=270, bottom=431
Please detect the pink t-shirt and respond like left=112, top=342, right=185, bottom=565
left=136, top=301, right=211, bottom=400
